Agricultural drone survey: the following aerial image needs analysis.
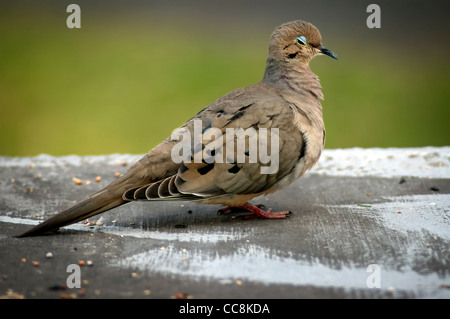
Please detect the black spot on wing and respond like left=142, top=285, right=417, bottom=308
left=206, top=148, right=216, bottom=157
left=179, top=164, right=188, bottom=174
left=228, top=164, right=241, bottom=174
left=227, top=103, right=255, bottom=122
left=197, top=163, right=214, bottom=175
left=228, top=111, right=244, bottom=122
left=238, top=103, right=254, bottom=112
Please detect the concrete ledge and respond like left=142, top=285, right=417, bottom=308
left=0, top=147, right=449, bottom=299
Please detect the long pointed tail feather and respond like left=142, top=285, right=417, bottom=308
left=16, top=190, right=128, bottom=238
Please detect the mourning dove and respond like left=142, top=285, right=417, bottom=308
left=18, top=20, right=337, bottom=237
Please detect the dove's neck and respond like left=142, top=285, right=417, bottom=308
left=262, top=57, right=324, bottom=100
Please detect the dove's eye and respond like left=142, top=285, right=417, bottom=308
left=296, top=36, right=307, bottom=45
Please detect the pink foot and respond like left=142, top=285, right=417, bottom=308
left=218, top=202, right=290, bottom=219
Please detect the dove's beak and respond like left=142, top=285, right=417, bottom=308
left=318, top=46, right=338, bottom=60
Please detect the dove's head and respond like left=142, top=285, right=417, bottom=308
left=268, top=20, right=337, bottom=64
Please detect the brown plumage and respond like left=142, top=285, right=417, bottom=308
left=17, top=20, right=337, bottom=237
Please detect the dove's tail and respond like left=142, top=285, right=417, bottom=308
left=16, top=187, right=128, bottom=238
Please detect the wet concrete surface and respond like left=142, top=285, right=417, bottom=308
left=0, top=147, right=449, bottom=299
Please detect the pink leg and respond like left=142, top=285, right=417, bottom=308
left=218, top=202, right=290, bottom=219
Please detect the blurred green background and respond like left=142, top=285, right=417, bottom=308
left=0, top=0, right=449, bottom=156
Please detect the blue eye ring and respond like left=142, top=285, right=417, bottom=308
left=296, top=35, right=307, bottom=45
